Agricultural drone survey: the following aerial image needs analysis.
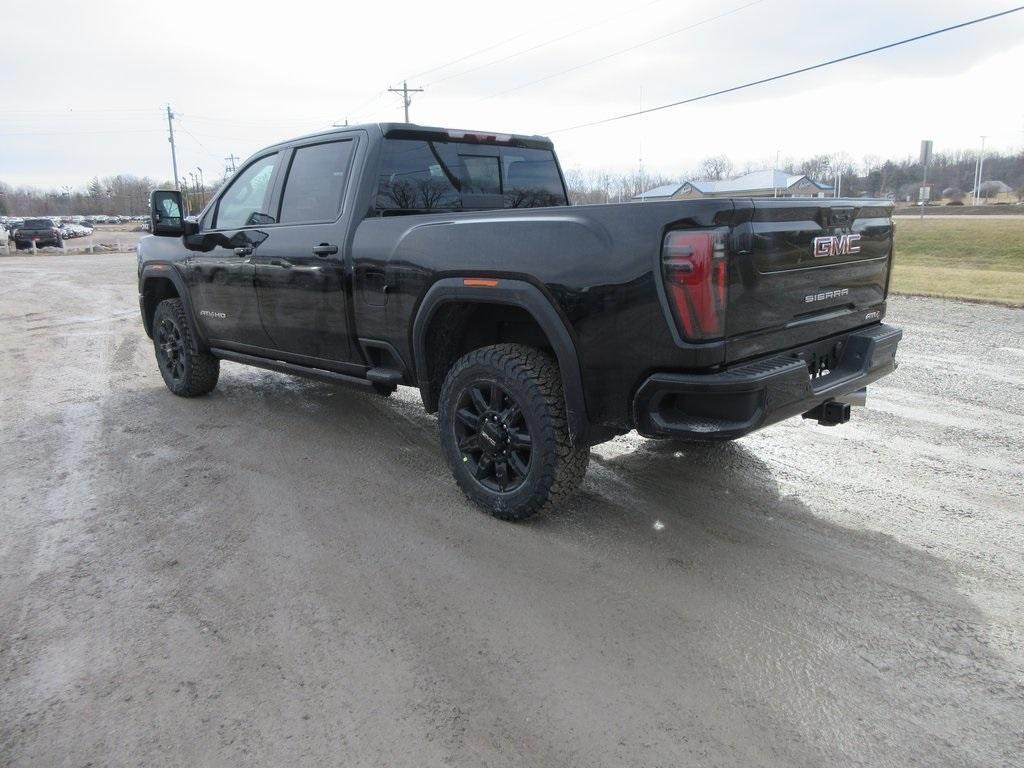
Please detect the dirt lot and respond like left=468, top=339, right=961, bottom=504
left=1, top=253, right=1022, bottom=767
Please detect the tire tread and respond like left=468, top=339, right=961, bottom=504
left=154, top=298, right=219, bottom=397
left=439, top=343, right=588, bottom=520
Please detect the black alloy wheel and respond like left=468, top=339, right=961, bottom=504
left=151, top=298, right=220, bottom=397
left=438, top=343, right=589, bottom=520
left=454, top=381, right=532, bottom=493
left=155, top=315, right=186, bottom=385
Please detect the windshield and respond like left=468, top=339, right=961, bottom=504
left=375, top=139, right=567, bottom=214
left=23, top=219, right=53, bottom=228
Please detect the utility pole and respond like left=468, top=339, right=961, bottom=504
left=224, top=154, right=239, bottom=176
left=166, top=105, right=180, bottom=191
left=388, top=80, right=423, bottom=123
left=196, top=167, right=204, bottom=207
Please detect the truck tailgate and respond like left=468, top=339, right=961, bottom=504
left=725, top=199, right=893, bottom=362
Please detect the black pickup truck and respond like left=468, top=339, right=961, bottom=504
left=14, top=218, right=63, bottom=249
left=138, top=123, right=902, bottom=520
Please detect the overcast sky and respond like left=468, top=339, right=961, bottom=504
left=1, top=0, right=1022, bottom=189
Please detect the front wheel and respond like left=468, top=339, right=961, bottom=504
left=438, top=344, right=589, bottom=521
left=152, top=298, right=220, bottom=397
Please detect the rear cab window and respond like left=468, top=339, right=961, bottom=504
left=278, top=140, right=355, bottom=224
left=374, top=138, right=567, bottom=215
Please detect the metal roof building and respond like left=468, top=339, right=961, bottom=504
left=636, top=170, right=832, bottom=200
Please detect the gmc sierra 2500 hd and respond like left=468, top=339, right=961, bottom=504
left=138, top=123, right=902, bottom=520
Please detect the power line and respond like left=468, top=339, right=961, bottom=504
left=361, top=5, right=659, bottom=123
left=183, top=113, right=338, bottom=127
left=402, top=1, right=659, bottom=84
left=479, top=0, right=766, bottom=102
left=0, top=128, right=163, bottom=136
left=424, top=0, right=665, bottom=88
left=0, top=107, right=162, bottom=116
left=345, top=90, right=388, bottom=124
left=547, top=5, right=1024, bottom=134
left=175, top=120, right=228, bottom=162
left=404, top=28, right=544, bottom=82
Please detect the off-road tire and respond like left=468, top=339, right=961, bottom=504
left=438, top=343, right=589, bottom=521
left=152, top=298, right=219, bottom=397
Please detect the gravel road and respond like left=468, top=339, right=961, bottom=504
left=1, top=252, right=1022, bottom=767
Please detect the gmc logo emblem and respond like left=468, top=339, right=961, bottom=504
left=813, top=233, right=861, bottom=258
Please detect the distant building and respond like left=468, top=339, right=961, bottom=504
left=636, top=170, right=832, bottom=200
left=974, top=180, right=1015, bottom=204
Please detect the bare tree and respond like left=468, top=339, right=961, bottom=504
left=563, top=167, right=674, bottom=204
left=696, top=155, right=733, bottom=181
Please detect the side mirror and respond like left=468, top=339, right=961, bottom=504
left=150, top=189, right=186, bottom=236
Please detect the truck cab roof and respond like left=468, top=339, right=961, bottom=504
left=261, top=123, right=555, bottom=153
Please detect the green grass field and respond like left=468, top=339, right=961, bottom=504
left=892, top=218, right=1024, bottom=306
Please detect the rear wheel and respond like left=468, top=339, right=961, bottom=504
left=438, top=344, right=589, bottom=521
left=152, top=298, right=219, bottom=397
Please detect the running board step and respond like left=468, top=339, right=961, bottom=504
left=210, top=348, right=377, bottom=391
left=366, top=367, right=404, bottom=387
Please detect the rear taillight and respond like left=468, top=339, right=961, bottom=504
left=661, top=230, right=728, bottom=340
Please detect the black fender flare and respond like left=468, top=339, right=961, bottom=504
left=411, top=277, right=589, bottom=446
left=139, top=263, right=207, bottom=351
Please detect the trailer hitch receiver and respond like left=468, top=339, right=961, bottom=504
left=802, top=400, right=851, bottom=427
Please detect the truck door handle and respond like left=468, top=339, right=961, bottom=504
left=312, top=244, right=338, bottom=257
left=233, top=245, right=253, bottom=256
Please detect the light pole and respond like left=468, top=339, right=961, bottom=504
left=919, top=140, right=932, bottom=221
left=972, top=135, right=986, bottom=205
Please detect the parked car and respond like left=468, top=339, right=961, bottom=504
left=138, top=122, right=902, bottom=520
left=14, top=218, right=64, bottom=249
left=59, top=223, right=91, bottom=239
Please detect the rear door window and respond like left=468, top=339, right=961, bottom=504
left=278, top=140, right=355, bottom=224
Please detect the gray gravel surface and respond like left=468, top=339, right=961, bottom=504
left=1, top=253, right=1022, bottom=767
